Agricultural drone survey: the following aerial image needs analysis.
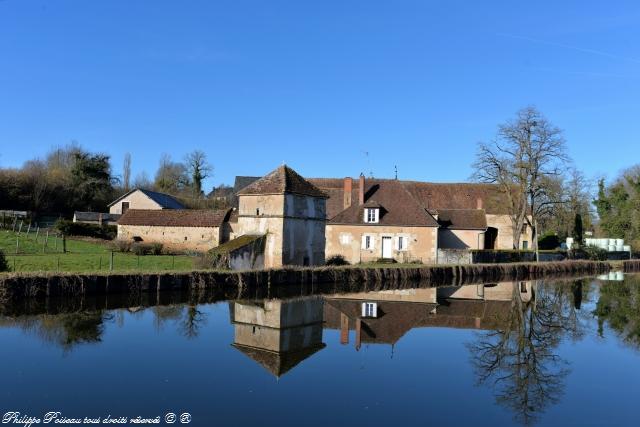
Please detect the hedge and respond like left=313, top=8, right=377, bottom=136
left=55, top=219, right=117, bottom=240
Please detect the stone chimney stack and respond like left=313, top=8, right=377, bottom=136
left=340, top=313, right=349, bottom=345
left=358, top=174, right=365, bottom=206
left=343, top=177, right=353, bottom=210
left=477, top=197, right=483, bottom=210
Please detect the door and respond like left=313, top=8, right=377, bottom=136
left=382, top=236, right=392, bottom=259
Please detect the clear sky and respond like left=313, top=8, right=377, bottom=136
left=1, top=0, right=639, bottom=191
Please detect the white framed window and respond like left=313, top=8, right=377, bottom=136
left=398, top=236, right=406, bottom=251
left=364, top=208, right=379, bottom=223
left=362, top=302, right=377, bottom=318
left=362, top=235, right=374, bottom=250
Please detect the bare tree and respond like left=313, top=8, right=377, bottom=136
left=154, top=154, right=189, bottom=193
left=473, top=107, right=569, bottom=249
left=123, top=152, right=132, bottom=191
left=185, top=150, right=212, bottom=197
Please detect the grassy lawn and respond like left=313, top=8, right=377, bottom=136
left=0, top=229, right=195, bottom=273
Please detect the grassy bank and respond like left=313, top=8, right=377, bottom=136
left=0, top=230, right=195, bottom=272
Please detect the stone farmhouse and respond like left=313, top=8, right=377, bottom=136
left=115, top=164, right=532, bottom=268
left=108, top=188, right=185, bottom=214
left=117, top=209, right=233, bottom=252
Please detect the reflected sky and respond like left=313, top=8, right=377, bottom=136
left=2, top=276, right=640, bottom=427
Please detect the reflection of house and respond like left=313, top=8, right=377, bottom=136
left=108, top=188, right=185, bottom=215
left=324, top=282, right=533, bottom=349
left=230, top=297, right=325, bottom=377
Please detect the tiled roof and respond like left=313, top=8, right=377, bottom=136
left=308, top=178, right=512, bottom=216
left=436, top=209, right=487, bottom=230
left=117, top=209, right=232, bottom=227
left=233, top=176, right=261, bottom=194
left=108, top=188, right=185, bottom=209
left=232, top=343, right=326, bottom=378
left=329, top=180, right=439, bottom=227
left=237, top=165, right=328, bottom=198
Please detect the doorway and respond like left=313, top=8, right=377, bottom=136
left=382, top=236, right=392, bottom=259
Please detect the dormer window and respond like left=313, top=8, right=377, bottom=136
left=364, top=208, right=379, bottom=224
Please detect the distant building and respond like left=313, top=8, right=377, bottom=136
left=73, top=211, right=120, bottom=226
left=108, top=189, right=185, bottom=215
left=116, top=208, right=233, bottom=251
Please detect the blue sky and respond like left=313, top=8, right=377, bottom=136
left=1, top=0, right=639, bottom=191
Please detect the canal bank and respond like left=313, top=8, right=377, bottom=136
left=1, top=260, right=634, bottom=304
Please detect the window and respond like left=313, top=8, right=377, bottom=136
left=522, top=241, right=528, bottom=249
left=256, top=208, right=260, bottom=216
left=362, top=235, right=375, bottom=250
left=340, top=234, right=352, bottom=245
left=362, top=302, right=377, bottom=318
left=364, top=208, right=379, bottom=223
left=121, top=202, right=129, bottom=213
left=398, top=236, right=405, bottom=251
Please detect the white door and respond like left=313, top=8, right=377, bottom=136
left=382, top=236, right=392, bottom=259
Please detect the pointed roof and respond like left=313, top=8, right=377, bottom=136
left=232, top=343, right=326, bottom=378
left=237, top=165, right=328, bottom=198
left=330, top=180, right=439, bottom=227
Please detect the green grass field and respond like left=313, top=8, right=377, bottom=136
left=0, top=229, right=196, bottom=273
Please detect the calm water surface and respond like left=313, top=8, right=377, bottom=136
left=2, top=274, right=640, bottom=426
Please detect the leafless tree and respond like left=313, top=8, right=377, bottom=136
left=154, top=154, right=189, bottom=193
left=123, top=152, right=132, bottom=191
left=473, top=107, right=569, bottom=249
left=185, top=150, right=212, bottom=197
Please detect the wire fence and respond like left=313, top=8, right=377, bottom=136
left=3, top=252, right=194, bottom=273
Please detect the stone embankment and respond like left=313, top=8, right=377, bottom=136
left=0, top=260, right=624, bottom=306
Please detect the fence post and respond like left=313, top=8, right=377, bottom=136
left=172, top=255, right=175, bottom=270
left=43, top=230, right=49, bottom=253
left=15, top=236, right=19, bottom=254
left=18, top=220, right=23, bottom=235
left=110, top=251, right=114, bottom=271
left=35, top=227, right=39, bottom=242
left=13, top=257, right=16, bottom=272
left=26, top=223, right=31, bottom=236
left=57, top=256, right=60, bottom=272
left=62, top=235, right=67, bottom=253
left=99, top=257, right=102, bottom=270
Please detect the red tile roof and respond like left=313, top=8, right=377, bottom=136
left=435, top=209, right=488, bottom=230
left=238, top=165, right=328, bottom=198
left=117, top=209, right=232, bottom=227
left=329, top=180, right=439, bottom=227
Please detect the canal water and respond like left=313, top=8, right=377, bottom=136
left=2, top=274, right=640, bottom=426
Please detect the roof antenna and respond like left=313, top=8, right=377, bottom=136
left=394, top=165, right=398, bottom=180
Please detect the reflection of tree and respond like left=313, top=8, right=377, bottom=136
left=467, top=281, right=586, bottom=425
left=595, top=276, right=640, bottom=348
left=179, top=305, right=207, bottom=339
left=152, top=305, right=207, bottom=339
left=0, top=311, right=112, bottom=352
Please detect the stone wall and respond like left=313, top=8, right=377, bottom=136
left=486, top=214, right=534, bottom=250
left=438, top=229, right=485, bottom=250
left=326, top=225, right=438, bottom=264
left=117, top=224, right=221, bottom=252
left=109, top=190, right=162, bottom=214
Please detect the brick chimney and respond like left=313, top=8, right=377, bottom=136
left=343, top=177, right=353, bottom=210
left=476, top=197, right=483, bottom=210
left=358, top=174, right=365, bottom=206
left=340, top=313, right=349, bottom=345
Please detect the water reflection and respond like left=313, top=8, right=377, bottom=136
left=2, top=275, right=640, bottom=426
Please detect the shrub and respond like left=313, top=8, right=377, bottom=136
left=326, top=255, right=349, bottom=266
left=538, top=233, right=561, bottom=250
left=568, top=246, right=608, bottom=261
left=0, top=249, right=9, bottom=272
left=111, top=240, right=131, bottom=253
left=150, top=243, right=164, bottom=255
left=55, top=219, right=116, bottom=240
left=131, top=243, right=153, bottom=256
